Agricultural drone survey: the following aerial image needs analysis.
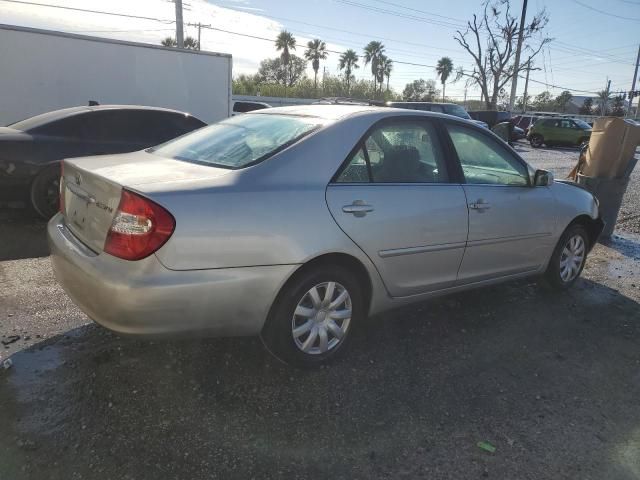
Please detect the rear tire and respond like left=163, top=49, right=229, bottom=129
left=529, top=134, right=544, bottom=148
left=261, top=265, right=364, bottom=368
left=544, top=224, right=589, bottom=290
left=30, top=164, right=61, bottom=219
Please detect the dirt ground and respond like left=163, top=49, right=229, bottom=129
left=1, top=144, right=639, bottom=479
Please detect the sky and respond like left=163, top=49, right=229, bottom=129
left=1, top=0, right=639, bottom=102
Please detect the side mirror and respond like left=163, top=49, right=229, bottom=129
left=533, top=169, right=553, bottom=187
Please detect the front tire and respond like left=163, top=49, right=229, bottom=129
left=261, top=265, right=364, bottom=367
left=529, top=134, right=544, bottom=148
left=544, top=224, right=589, bottom=289
left=30, top=164, right=61, bottom=219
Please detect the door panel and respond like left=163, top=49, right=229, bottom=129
left=327, top=184, right=469, bottom=296
left=457, top=185, right=556, bottom=283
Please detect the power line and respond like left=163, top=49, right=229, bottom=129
left=571, top=0, right=640, bottom=21
left=0, top=0, right=175, bottom=23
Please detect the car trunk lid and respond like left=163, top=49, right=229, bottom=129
left=61, top=151, right=231, bottom=253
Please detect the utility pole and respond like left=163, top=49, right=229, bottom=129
left=628, top=44, right=640, bottom=116
left=175, top=0, right=184, bottom=48
left=522, top=60, right=531, bottom=112
left=508, top=0, right=528, bottom=112
left=197, top=22, right=201, bottom=51
left=463, top=88, right=467, bottom=109
left=602, top=79, right=611, bottom=115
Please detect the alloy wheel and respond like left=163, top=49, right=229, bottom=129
left=291, top=281, right=352, bottom=355
left=560, top=234, right=586, bottom=282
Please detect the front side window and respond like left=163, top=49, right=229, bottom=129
left=447, top=124, right=528, bottom=186
left=152, top=114, right=320, bottom=169
left=336, top=120, right=449, bottom=184
left=559, top=119, right=573, bottom=129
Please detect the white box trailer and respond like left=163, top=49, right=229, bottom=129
left=0, top=24, right=232, bottom=125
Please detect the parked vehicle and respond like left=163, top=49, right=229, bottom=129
left=232, top=101, right=271, bottom=115
left=511, top=114, right=540, bottom=131
left=386, top=102, right=490, bottom=129
left=528, top=118, right=592, bottom=148
left=1, top=105, right=206, bottom=218
left=512, top=126, right=527, bottom=141
left=49, top=105, right=603, bottom=367
left=0, top=24, right=232, bottom=126
left=468, top=110, right=511, bottom=128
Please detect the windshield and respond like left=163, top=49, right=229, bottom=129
left=152, top=114, right=320, bottom=169
left=574, top=119, right=591, bottom=129
left=444, top=104, right=471, bottom=119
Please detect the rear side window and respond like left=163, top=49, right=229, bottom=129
left=336, top=120, right=449, bottom=184
left=152, top=114, right=320, bottom=169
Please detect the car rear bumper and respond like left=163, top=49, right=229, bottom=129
left=48, top=214, right=297, bottom=337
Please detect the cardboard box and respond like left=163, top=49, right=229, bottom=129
left=582, top=117, right=640, bottom=178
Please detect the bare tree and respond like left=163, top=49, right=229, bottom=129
left=454, top=1, right=551, bottom=109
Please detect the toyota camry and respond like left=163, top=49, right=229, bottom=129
left=49, top=105, right=603, bottom=366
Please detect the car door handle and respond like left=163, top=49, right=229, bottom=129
left=342, top=201, right=374, bottom=217
left=469, top=200, right=491, bottom=210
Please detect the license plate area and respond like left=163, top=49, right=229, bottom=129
left=65, top=183, right=93, bottom=232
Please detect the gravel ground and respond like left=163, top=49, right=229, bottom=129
left=1, top=143, right=639, bottom=479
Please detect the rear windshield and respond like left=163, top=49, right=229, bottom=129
left=152, top=113, right=320, bottom=169
left=443, top=104, right=471, bottom=119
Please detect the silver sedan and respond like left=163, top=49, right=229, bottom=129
left=48, top=105, right=604, bottom=366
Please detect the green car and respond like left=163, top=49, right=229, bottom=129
left=528, top=118, right=592, bottom=148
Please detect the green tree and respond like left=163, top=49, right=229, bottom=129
left=611, top=95, right=625, bottom=116
left=579, top=97, right=594, bottom=115
left=160, top=36, right=199, bottom=50
left=275, top=30, right=297, bottom=95
left=435, top=57, right=454, bottom=102
left=532, top=90, right=553, bottom=111
left=304, top=39, right=328, bottom=93
left=402, top=79, right=439, bottom=101
left=338, top=49, right=359, bottom=94
left=161, top=36, right=176, bottom=47
left=258, top=55, right=307, bottom=87
left=363, top=41, right=385, bottom=95
left=376, top=55, right=393, bottom=93
left=554, top=90, right=573, bottom=113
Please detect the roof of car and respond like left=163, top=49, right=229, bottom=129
left=252, top=104, right=384, bottom=120
left=8, top=105, right=197, bottom=131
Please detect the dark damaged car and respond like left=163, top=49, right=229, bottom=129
left=0, top=105, right=205, bottom=218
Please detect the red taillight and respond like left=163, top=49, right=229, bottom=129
left=59, top=162, right=65, bottom=214
left=104, top=190, right=175, bottom=261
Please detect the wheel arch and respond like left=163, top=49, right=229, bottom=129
left=567, top=214, right=604, bottom=252
left=267, top=252, right=374, bottom=325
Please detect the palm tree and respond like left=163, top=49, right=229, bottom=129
left=436, top=57, right=453, bottom=102
left=275, top=30, right=296, bottom=93
left=339, top=49, right=359, bottom=94
left=363, top=41, right=385, bottom=94
left=378, top=56, right=393, bottom=93
left=183, top=36, right=200, bottom=50
left=596, top=89, right=612, bottom=115
left=161, top=36, right=177, bottom=47
left=304, top=39, right=328, bottom=93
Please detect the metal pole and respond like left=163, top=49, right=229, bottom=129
left=523, top=60, right=531, bottom=113
left=602, top=79, right=611, bottom=115
left=508, top=0, right=528, bottom=112
left=175, top=0, right=184, bottom=48
left=197, top=22, right=201, bottom=51
left=463, top=88, right=467, bottom=109
left=628, top=44, right=640, bottom=116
